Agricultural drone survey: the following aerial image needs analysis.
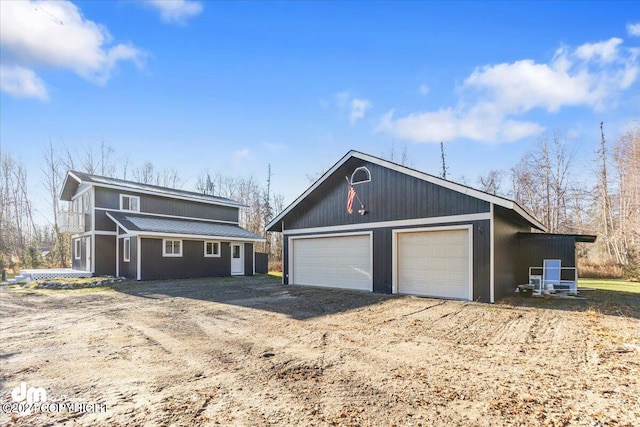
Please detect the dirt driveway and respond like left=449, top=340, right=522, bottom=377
left=1, top=276, right=639, bottom=426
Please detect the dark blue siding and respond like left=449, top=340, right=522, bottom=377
left=95, top=188, right=239, bottom=223
left=244, top=243, right=254, bottom=276
left=119, top=236, right=137, bottom=279
left=493, top=207, right=531, bottom=301
left=282, top=158, right=489, bottom=230
left=140, top=238, right=235, bottom=280
left=95, top=235, right=116, bottom=276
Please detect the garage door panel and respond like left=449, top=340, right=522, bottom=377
left=292, top=234, right=372, bottom=291
left=397, top=228, right=470, bottom=300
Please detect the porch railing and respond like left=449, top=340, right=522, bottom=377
left=58, top=211, right=84, bottom=233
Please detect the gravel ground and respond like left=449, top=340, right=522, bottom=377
left=1, top=276, right=639, bottom=426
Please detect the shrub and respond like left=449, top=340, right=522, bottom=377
left=268, top=260, right=283, bottom=272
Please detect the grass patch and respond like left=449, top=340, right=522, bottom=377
left=269, top=271, right=283, bottom=278
left=579, top=278, right=640, bottom=294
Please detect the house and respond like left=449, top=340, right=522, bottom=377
left=59, top=171, right=264, bottom=280
left=266, top=150, right=595, bottom=302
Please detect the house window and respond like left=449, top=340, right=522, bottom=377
left=120, top=194, right=140, bottom=212
left=204, top=241, right=220, bottom=257
left=350, top=166, right=371, bottom=185
left=163, top=239, right=182, bottom=257
left=74, top=239, right=81, bottom=260
left=82, top=191, right=90, bottom=211
left=123, top=238, right=131, bottom=262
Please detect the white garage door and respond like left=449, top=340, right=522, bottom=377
left=291, top=234, right=372, bottom=291
left=396, top=228, right=471, bottom=300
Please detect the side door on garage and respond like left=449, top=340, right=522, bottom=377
left=289, top=232, right=373, bottom=291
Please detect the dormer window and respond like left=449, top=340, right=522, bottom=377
left=120, top=194, right=140, bottom=212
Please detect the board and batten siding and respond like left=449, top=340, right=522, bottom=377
left=244, top=243, right=254, bottom=276
left=94, top=235, right=116, bottom=276
left=95, top=210, right=117, bottom=232
left=119, top=236, right=137, bottom=279
left=283, top=219, right=491, bottom=301
left=94, top=187, right=239, bottom=223
left=139, top=238, right=233, bottom=280
left=517, top=235, right=578, bottom=286
left=71, top=236, right=88, bottom=271
left=493, top=206, right=532, bottom=301
left=282, top=158, right=490, bottom=231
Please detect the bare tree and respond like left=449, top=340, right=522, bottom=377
left=478, top=170, right=503, bottom=196
left=440, top=142, right=448, bottom=180
left=41, top=141, right=69, bottom=267
left=510, top=132, right=575, bottom=233
left=0, top=148, right=38, bottom=271
left=383, top=141, right=410, bottom=166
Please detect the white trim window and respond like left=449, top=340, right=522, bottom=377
left=74, top=239, right=81, bottom=260
left=350, top=166, right=371, bottom=185
left=163, top=239, right=182, bottom=257
left=82, top=191, right=90, bottom=211
left=123, top=237, right=131, bottom=262
left=120, top=194, right=140, bottom=212
left=204, top=241, right=221, bottom=257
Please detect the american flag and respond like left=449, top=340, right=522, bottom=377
left=347, top=186, right=356, bottom=214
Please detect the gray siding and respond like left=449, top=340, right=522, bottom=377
left=95, top=210, right=117, bottom=232
left=95, top=235, right=116, bottom=276
left=71, top=237, right=89, bottom=271
left=119, top=237, right=137, bottom=279
left=493, top=207, right=531, bottom=301
left=283, top=220, right=492, bottom=302
left=95, top=187, right=239, bottom=223
left=255, top=253, right=268, bottom=274
left=140, top=238, right=233, bottom=280
left=281, top=158, right=489, bottom=230
left=244, top=243, right=254, bottom=276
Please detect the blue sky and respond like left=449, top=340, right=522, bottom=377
left=1, top=1, right=639, bottom=225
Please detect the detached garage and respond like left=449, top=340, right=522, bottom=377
left=267, top=150, right=593, bottom=303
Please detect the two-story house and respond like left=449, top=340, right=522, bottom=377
left=59, top=171, right=264, bottom=280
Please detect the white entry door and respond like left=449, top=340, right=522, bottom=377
left=231, top=243, right=244, bottom=275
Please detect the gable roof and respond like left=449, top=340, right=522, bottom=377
left=60, top=170, right=245, bottom=208
left=267, top=150, right=547, bottom=232
left=106, top=211, right=265, bottom=242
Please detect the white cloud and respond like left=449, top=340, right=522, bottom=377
left=0, top=65, right=49, bottom=101
left=419, top=84, right=430, bottom=96
left=144, top=0, right=202, bottom=24
left=349, top=98, right=372, bottom=124
left=378, top=37, right=638, bottom=144
left=628, top=22, right=640, bottom=37
left=575, top=37, right=623, bottom=63
left=0, top=0, right=143, bottom=100
left=325, top=91, right=372, bottom=124
left=376, top=105, right=545, bottom=144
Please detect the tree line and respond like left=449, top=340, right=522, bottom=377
left=0, top=141, right=285, bottom=273
left=2, top=124, right=638, bottom=279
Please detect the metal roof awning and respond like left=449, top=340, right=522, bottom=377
left=106, top=211, right=265, bottom=242
left=517, top=232, right=597, bottom=243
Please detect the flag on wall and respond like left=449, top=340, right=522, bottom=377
left=347, top=186, right=356, bottom=214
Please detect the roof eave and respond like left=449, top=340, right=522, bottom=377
left=59, top=171, right=82, bottom=201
